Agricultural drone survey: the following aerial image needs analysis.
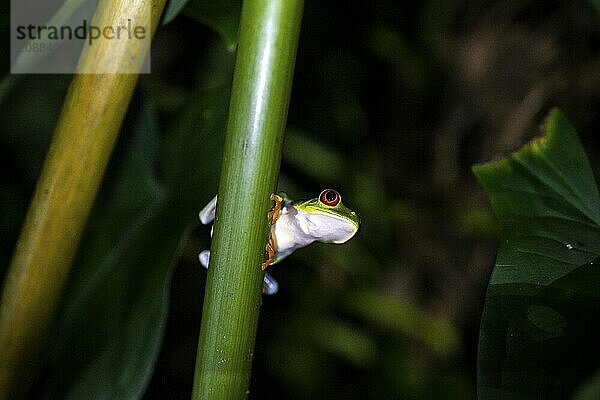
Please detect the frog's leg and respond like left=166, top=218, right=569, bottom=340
left=198, top=195, right=218, bottom=225
left=267, top=192, right=283, bottom=224
left=261, top=236, right=276, bottom=270
left=262, top=271, right=279, bottom=295
left=199, top=250, right=278, bottom=295
left=262, top=193, right=283, bottom=270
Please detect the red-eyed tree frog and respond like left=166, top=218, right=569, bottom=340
left=198, top=189, right=360, bottom=295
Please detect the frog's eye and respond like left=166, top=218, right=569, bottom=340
left=320, top=189, right=340, bottom=206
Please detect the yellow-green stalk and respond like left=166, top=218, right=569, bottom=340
left=0, top=1, right=166, bottom=398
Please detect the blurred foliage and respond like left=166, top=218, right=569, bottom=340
left=0, top=0, right=598, bottom=399
left=474, top=109, right=600, bottom=399
left=589, top=0, right=600, bottom=15
left=163, top=0, right=241, bottom=50
left=573, top=369, right=600, bottom=400
left=33, top=81, right=230, bottom=397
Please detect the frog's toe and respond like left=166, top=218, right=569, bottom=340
left=263, top=272, right=279, bottom=295
left=198, top=250, right=210, bottom=268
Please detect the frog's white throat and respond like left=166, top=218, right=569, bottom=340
left=272, top=203, right=358, bottom=261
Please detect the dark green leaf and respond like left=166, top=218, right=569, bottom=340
left=588, top=0, right=600, bottom=17
left=36, top=80, right=231, bottom=398
left=182, top=0, right=242, bottom=50
left=572, top=368, right=600, bottom=400
left=0, top=75, right=69, bottom=272
left=162, top=0, right=192, bottom=24
left=473, top=109, right=600, bottom=399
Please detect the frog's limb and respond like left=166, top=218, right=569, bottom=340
left=262, top=193, right=283, bottom=270
left=267, top=193, right=283, bottom=224
left=198, top=250, right=210, bottom=268
left=198, top=250, right=278, bottom=295
left=198, top=195, right=218, bottom=225
left=261, top=236, right=276, bottom=270
left=262, top=271, right=279, bottom=295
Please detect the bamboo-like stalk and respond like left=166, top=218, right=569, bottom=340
left=191, top=0, right=304, bottom=398
left=0, top=1, right=166, bottom=398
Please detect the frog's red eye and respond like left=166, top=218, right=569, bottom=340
left=320, top=189, right=340, bottom=206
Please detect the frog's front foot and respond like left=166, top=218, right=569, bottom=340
left=267, top=193, right=283, bottom=225
left=261, top=235, right=276, bottom=270
left=262, top=193, right=282, bottom=270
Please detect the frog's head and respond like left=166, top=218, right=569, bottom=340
left=293, top=189, right=360, bottom=243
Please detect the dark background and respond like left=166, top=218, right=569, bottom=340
left=1, top=0, right=598, bottom=399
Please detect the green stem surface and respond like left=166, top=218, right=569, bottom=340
left=192, top=0, right=304, bottom=398
left=0, top=1, right=165, bottom=398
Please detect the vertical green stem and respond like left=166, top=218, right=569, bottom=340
left=0, top=1, right=165, bottom=398
left=192, top=0, right=304, bottom=398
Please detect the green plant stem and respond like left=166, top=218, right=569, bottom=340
left=191, top=0, right=304, bottom=398
left=0, top=1, right=166, bottom=398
